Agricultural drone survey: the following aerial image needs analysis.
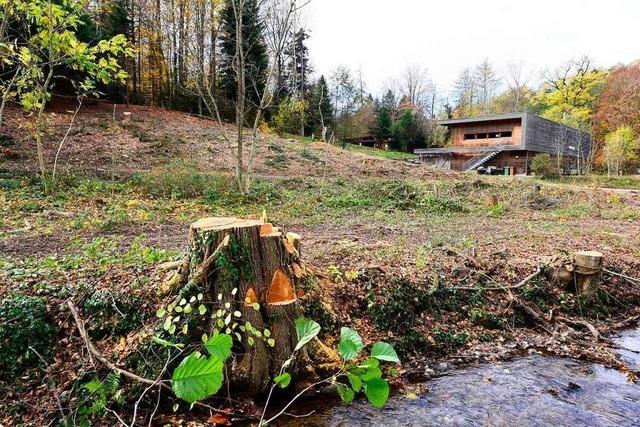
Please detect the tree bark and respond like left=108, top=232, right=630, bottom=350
left=187, top=217, right=305, bottom=394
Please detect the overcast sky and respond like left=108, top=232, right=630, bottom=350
left=305, top=0, right=640, bottom=99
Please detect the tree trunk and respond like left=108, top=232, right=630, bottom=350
left=187, top=217, right=306, bottom=394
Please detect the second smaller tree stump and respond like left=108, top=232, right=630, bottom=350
left=572, top=251, right=604, bottom=297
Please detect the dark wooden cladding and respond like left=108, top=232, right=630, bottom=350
left=416, top=113, right=592, bottom=174
left=523, top=114, right=591, bottom=159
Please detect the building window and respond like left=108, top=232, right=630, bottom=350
left=464, top=131, right=512, bottom=140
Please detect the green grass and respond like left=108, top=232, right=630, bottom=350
left=342, top=143, right=417, bottom=161
left=542, top=175, right=640, bottom=190
left=281, top=132, right=416, bottom=161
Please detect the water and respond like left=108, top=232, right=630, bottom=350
left=284, top=327, right=640, bottom=426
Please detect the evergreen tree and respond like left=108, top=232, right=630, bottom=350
left=219, top=0, right=268, bottom=112
left=380, top=89, right=397, bottom=119
left=391, top=109, right=425, bottom=152
left=284, top=28, right=312, bottom=99
left=101, top=0, right=132, bottom=40
left=306, top=75, right=334, bottom=135
left=373, top=107, right=392, bottom=140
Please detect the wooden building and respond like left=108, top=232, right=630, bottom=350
left=344, top=135, right=390, bottom=151
left=415, top=113, right=591, bottom=175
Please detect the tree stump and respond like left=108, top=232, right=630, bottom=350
left=572, top=251, right=604, bottom=297
left=552, top=251, right=604, bottom=298
left=187, top=217, right=307, bottom=394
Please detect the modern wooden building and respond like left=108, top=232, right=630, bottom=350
left=415, top=113, right=592, bottom=175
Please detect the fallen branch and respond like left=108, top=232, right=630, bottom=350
left=443, top=246, right=482, bottom=269
left=188, top=234, right=230, bottom=286
left=604, top=268, right=640, bottom=285
left=557, top=316, right=600, bottom=340
left=67, top=301, right=229, bottom=416
left=451, top=266, right=544, bottom=291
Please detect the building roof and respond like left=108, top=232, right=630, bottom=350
left=437, top=112, right=591, bottom=136
left=437, top=112, right=526, bottom=126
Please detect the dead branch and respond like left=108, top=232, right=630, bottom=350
left=188, top=234, right=230, bottom=286
left=451, top=266, right=544, bottom=291
left=604, top=268, right=640, bottom=285
left=443, top=246, right=482, bottom=269
left=557, top=316, right=600, bottom=340
left=66, top=301, right=229, bottom=415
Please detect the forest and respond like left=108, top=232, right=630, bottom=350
left=1, top=0, right=640, bottom=426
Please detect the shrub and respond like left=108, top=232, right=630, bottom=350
left=272, top=98, right=307, bottom=136
left=531, top=154, right=557, bottom=178
left=0, top=295, right=58, bottom=378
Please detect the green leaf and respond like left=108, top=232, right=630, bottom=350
left=274, top=372, right=291, bottom=389
left=337, top=384, right=355, bottom=404
left=363, top=378, right=389, bottom=408
left=171, top=354, right=224, bottom=404
left=338, top=327, right=364, bottom=361
left=294, top=318, right=321, bottom=351
left=370, top=342, right=400, bottom=363
left=347, top=373, right=362, bottom=392
left=152, top=336, right=185, bottom=349
left=361, top=367, right=382, bottom=381
left=204, top=334, right=233, bottom=361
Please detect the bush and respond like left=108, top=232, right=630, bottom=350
left=272, top=98, right=307, bottom=136
left=531, top=154, right=557, bottom=178
left=0, top=295, right=58, bottom=378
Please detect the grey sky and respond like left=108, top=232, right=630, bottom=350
left=306, top=0, right=640, bottom=98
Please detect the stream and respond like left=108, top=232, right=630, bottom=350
left=283, top=327, right=640, bottom=426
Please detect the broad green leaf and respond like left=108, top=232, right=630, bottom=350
left=347, top=373, right=362, bottom=392
left=359, top=358, right=379, bottom=369
left=337, top=384, right=355, bottom=404
left=294, top=318, right=321, bottom=351
left=361, top=367, right=382, bottom=381
left=172, top=354, right=223, bottom=404
left=152, top=336, right=185, bottom=349
left=338, top=327, right=363, bottom=361
left=205, top=334, right=233, bottom=361
left=363, top=378, right=389, bottom=408
left=370, top=342, right=400, bottom=363
left=274, top=372, right=291, bottom=389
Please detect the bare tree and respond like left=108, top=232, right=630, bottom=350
left=400, top=64, right=431, bottom=112
left=474, top=58, right=500, bottom=114
left=505, top=61, right=533, bottom=111
left=453, top=67, right=476, bottom=117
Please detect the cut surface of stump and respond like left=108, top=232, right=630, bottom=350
left=186, top=217, right=306, bottom=394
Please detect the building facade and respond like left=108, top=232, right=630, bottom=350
left=415, top=113, right=592, bottom=175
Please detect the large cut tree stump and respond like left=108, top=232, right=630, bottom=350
left=187, top=217, right=307, bottom=394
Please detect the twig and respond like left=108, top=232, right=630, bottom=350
left=66, top=301, right=229, bottom=415
left=262, top=375, right=337, bottom=426
left=557, top=316, right=599, bottom=340
left=451, top=266, right=543, bottom=291
left=284, top=410, right=316, bottom=418
left=604, top=268, right=640, bottom=285
left=28, top=346, right=66, bottom=420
